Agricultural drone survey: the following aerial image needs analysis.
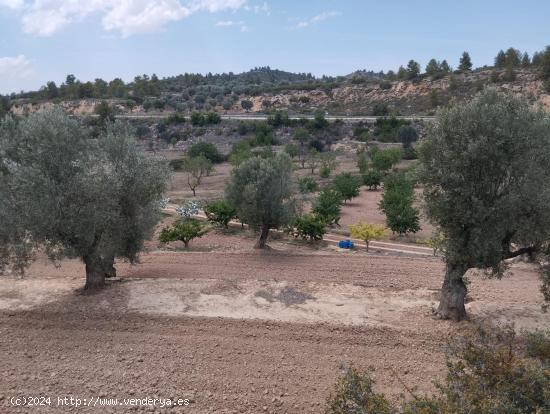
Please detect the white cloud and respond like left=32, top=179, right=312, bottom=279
left=244, top=1, right=269, bottom=16
left=103, top=0, right=191, bottom=37
left=215, top=20, right=240, bottom=26
left=190, top=0, right=245, bottom=13
left=0, top=55, right=33, bottom=92
left=0, top=0, right=23, bottom=8
left=295, top=10, right=340, bottom=29
left=19, top=0, right=247, bottom=37
left=215, top=19, right=247, bottom=32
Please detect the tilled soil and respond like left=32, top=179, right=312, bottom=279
left=1, top=249, right=548, bottom=414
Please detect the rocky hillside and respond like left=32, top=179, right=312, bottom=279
left=9, top=68, right=550, bottom=117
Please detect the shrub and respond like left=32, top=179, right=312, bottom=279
left=333, top=173, right=361, bottom=203
left=313, top=189, right=343, bottom=225
left=291, top=214, right=326, bottom=241
left=204, top=200, right=237, bottom=228
left=166, top=113, right=186, bottom=125
left=190, top=111, right=206, bottom=126
left=159, top=218, right=209, bottom=248
left=284, top=143, right=299, bottom=158
left=349, top=222, right=386, bottom=251
left=319, top=165, right=331, bottom=178
left=362, top=169, right=382, bottom=190
left=298, top=176, right=319, bottom=194
left=327, top=366, right=393, bottom=414
left=206, top=111, right=221, bottom=124
left=402, top=146, right=417, bottom=160
left=370, top=148, right=402, bottom=172
left=187, top=142, right=224, bottom=163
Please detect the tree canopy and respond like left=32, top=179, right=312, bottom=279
left=419, top=88, right=550, bottom=320
left=226, top=153, right=296, bottom=248
left=0, top=109, right=168, bottom=289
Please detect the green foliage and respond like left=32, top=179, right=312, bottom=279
left=284, top=143, right=299, bottom=158
left=306, top=149, right=320, bottom=174
left=398, top=125, right=418, bottom=148
left=298, top=176, right=319, bottom=194
left=291, top=214, right=326, bottom=241
left=267, top=111, right=291, bottom=128
left=373, top=117, right=410, bottom=142
left=94, top=100, right=116, bottom=125
left=254, top=122, right=277, bottom=146
left=229, top=140, right=253, bottom=166
left=525, top=330, right=550, bottom=362
left=241, top=99, right=253, bottom=111
left=191, top=112, right=206, bottom=126
left=419, top=88, right=550, bottom=279
left=357, top=150, right=369, bottom=174
left=406, top=60, right=421, bottom=79
left=312, top=110, right=329, bottom=129
left=204, top=200, right=237, bottom=228
left=362, top=169, right=382, bottom=190
left=225, top=154, right=296, bottom=248
left=187, top=141, right=224, bottom=163
left=159, top=218, right=209, bottom=248
left=349, top=222, right=385, bottom=251
left=379, top=173, right=420, bottom=235
left=333, top=173, right=361, bottom=203
left=458, top=51, right=473, bottom=71
left=206, top=111, right=221, bottom=124
left=371, top=103, right=389, bottom=116
left=166, top=113, right=186, bottom=125
left=319, top=152, right=338, bottom=178
left=540, top=46, right=550, bottom=80
left=313, top=189, right=343, bottom=225
left=370, top=147, right=402, bottom=172
left=0, top=110, right=168, bottom=287
left=326, top=366, right=393, bottom=414
left=182, top=155, right=213, bottom=196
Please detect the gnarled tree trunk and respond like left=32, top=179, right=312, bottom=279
left=436, top=262, right=468, bottom=321
left=84, top=252, right=106, bottom=290
left=254, top=224, right=270, bottom=249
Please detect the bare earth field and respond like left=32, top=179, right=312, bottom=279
left=1, top=231, right=548, bottom=413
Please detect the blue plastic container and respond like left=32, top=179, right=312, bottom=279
left=338, top=239, right=354, bottom=249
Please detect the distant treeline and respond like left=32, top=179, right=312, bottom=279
left=1, top=46, right=549, bottom=117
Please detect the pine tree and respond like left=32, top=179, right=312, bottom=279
left=458, top=51, right=473, bottom=72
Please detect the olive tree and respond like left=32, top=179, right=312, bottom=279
left=419, top=89, right=550, bottom=320
left=0, top=109, right=169, bottom=289
left=226, top=154, right=296, bottom=248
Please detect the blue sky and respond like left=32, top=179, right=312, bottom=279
left=0, top=0, right=549, bottom=94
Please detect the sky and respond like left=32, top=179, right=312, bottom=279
left=0, top=0, right=549, bottom=94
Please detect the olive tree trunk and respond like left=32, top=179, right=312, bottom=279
left=254, top=224, right=270, bottom=249
left=84, top=252, right=106, bottom=290
left=436, top=262, right=468, bottom=321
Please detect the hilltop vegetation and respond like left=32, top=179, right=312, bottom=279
left=4, top=46, right=550, bottom=117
